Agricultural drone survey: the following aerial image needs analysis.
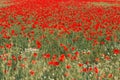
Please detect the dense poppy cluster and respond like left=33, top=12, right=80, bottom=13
left=0, top=0, right=120, bottom=80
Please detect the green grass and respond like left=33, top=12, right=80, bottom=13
left=91, top=2, right=120, bottom=7
left=0, top=27, right=119, bottom=80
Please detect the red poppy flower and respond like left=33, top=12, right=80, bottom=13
left=52, top=54, right=57, bottom=60
left=21, top=26, right=26, bottom=31
left=31, top=60, right=37, bottom=64
left=71, top=47, right=75, bottom=51
left=66, top=65, right=71, bottom=69
left=32, top=24, right=36, bottom=28
left=78, top=63, right=83, bottom=67
left=48, top=61, right=59, bottom=66
left=29, top=70, right=35, bottom=76
left=12, top=55, right=17, bottom=61
left=59, top=54, right=65, bottom=62
left=95, top=58, right=100, bottom=62
left=113, top=49, right=119, bottom=55
left=108, top=73, right=113, bottom=78
left=94, top=67, right=99, bottom=74
left=18, top=55, right=22, bottom=60
left=82, top=68, right=88, bottom=72
left=67, top=53, right=71, bottom=58
left=105, top=55, right=110, bottom=60
left=3, top=34, right=10, bottom=39
left=36, top=40, right=41, bottom=48
left=5, top=44, right=13, bottom=49
left=63, top=46, right=68, bottom=51
left=53, top=61, right=59, bottom=66
left=11, top=29, right=15, bottom=34
left=33, top=53, right=38, bottom=58
left=43, top=53, right=50, bottom=58
left=74, top=51, right=79, bottom=56
left=20, top=64, right=26, bottom=68
left=0, top=46, right=4, bottom=49
left=7, top=60, right=12, bottom=67
left=88, top=67, right=93, bottom=71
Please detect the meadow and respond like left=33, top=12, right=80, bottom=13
left=0, top=0, right=120, bottom=80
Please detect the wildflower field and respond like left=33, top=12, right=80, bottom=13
left=0, top=0, right=120, bottom=80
